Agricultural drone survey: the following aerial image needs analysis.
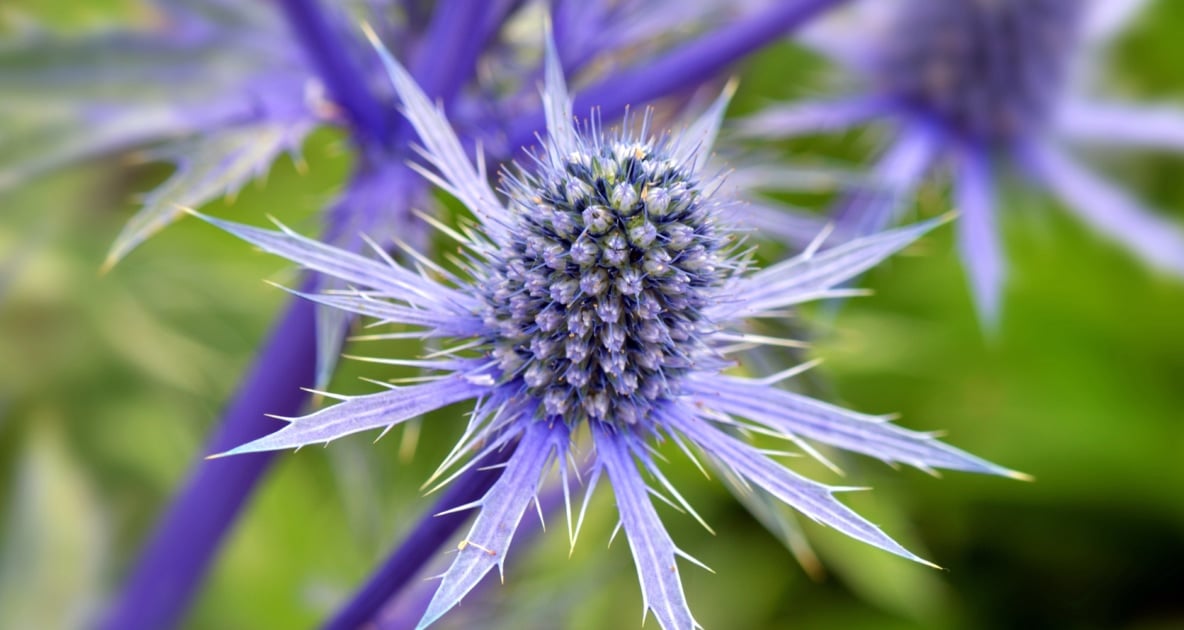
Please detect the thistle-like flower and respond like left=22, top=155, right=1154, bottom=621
left=199, top=28, right=1019, bottom=629
left=738, top=0, right=1184, bottom=325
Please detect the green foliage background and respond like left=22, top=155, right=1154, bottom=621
left=1, top=2, right=1182, bottom=629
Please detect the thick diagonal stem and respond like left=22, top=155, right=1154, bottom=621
left=278, top=0, right=391, bottom=141
left=98, top=296, right=318, bottom=630
left=101, top=2, right=385, bottom=625
left=101, top=3, right=513, bottom=629
left=408, top=0, right=512, bottom=114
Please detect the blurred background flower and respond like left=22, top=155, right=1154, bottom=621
left=734, top=0, right=1184, bottom=328
left=1, top=0, right=1182, bottom=629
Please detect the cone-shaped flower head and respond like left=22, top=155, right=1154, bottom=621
left=738, top=0, right=1184, bottom=328
left=487, top=125, right=724, bottom=426
left=198, top=26, right=1021, bottom=629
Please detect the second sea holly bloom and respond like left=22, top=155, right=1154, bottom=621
left=198, top=27, right=1021, bottom=629
left=738, top=0, right=1184, bottom=326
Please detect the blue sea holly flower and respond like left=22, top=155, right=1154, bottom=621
left=198, top=30, right=1021, bottom=629
left=737, top=0, right=1184, bottom=326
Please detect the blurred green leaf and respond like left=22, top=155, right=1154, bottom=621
left=0, top=415, right=107, bottom=630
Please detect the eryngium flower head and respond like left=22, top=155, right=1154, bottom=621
left=878, top=0, right=1081, bottom=143
left=738, top=0, right=1184, bottom=326
left=199, top=27, right=1021, bottom=629
left=487, top=125, right=724, bottom=425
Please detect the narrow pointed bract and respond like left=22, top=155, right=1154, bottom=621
left=104, top=122, right=310, bottom=270
left=662, top=407, right=933, bottom=566
left=417, top=421, right=568, bottom=629
left=714, top=214, right=950, bottom=320
left=683, top=376, right=1023, bottom=478
left=200, top=28, right=1018, bottom=629
left=954, top=149, right=1005, bottom=328
left=595, top=428, right=699, bottom=629
left=1021, top=140, right=1184, bottom=275
left=361, top=24, right=513, bottom=239
left=211, top=373, right=489, bottom=457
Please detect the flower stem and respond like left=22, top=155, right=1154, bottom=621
left=98, top=296, right=318, bottom=630
left=407, top=0, right=515, bottom=115
left=278, top=0, right=392, bottom=142
left=101, top=3, right=517, bottom=628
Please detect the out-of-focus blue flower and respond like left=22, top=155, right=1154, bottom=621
left=0, top=0, right=325, bottom=267
left=735, top=0, right=1184, bottom=326
left=199, top=30, right=1021, bottom=629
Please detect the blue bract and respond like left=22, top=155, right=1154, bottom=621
left=198, top=25, right=1021, bottom=630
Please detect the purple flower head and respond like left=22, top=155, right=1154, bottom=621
left=487, top=114, right=726, bottom=426
left=737, top=0, right=1184, bottom=326
left=198, top=26, right=1021, bottom=629
left=877, top=0, right=1081, bottom=144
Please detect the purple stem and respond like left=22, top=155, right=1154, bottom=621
left=278, top=0, right=392, bottom=142
left=407, top=0, right=513, bottom=114
left=98, top=294, right=318, bottom=630
left=102, top=2, right=386, bottom=626
left=504, top=0, right=850, bottom=151
left=323, top=444, right=519, bottom=630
